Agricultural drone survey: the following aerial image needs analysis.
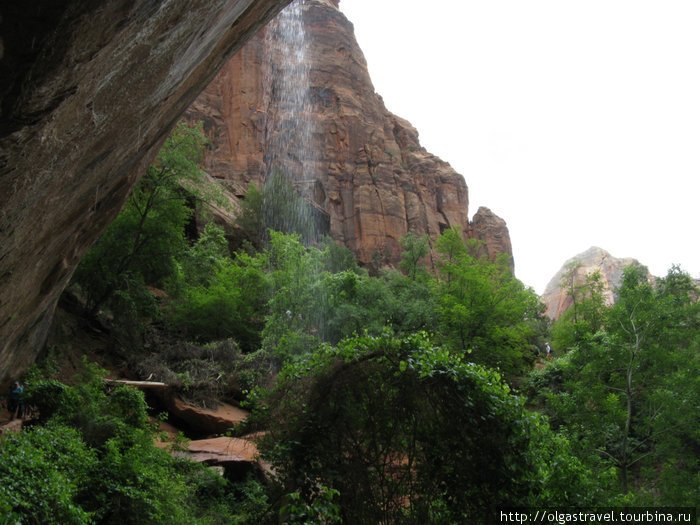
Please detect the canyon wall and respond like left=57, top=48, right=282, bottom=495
left=187, top=0, right=513, bottom=270
left=0, top=0, right=290, bottom=387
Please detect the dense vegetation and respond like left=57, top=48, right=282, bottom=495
left=3, top=121, right=697, bottom=523
left=526, top=263, right=700, bottom=507
left=1, top=359, right=268, bottom=524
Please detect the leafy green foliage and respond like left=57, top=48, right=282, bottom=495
left=434, top=229, right=540, bottom=380
left=2, top=359, right=267, bottom=524
left=73, top=121, right=210, bottom=324
left=299, top=267, right=434, bottom=348
left=167, top=240, right=271, bottom=350
left=235, top=182, right=264, bottom=250
left=528, top=264, right=700, bottom=506
left=318, top=236, right=360, bottom=274
left=260, top=231, right=326, bottom=361
left=550, top=263, right=607, bottom=351
left=398, top=231, right=430, bottom=280
left=236, top=172, right=318, bottom=248
left=0, top=424, right=95, bottom=524
left=255, top=233, right=441, bottom=355
left=258, top=332, right=600, bottom=524
left=174, top=221, right=231, bottom=288
left=280, top=486, right=341, bottom=525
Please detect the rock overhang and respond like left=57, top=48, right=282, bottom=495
left=0, top=0, right=291, bottom=388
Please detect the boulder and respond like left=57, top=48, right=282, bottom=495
left=155, top=391, right=249, bottom=435
left=178, top=435, right=269, bottom=480
left=186, top=436, right=259, bottom=463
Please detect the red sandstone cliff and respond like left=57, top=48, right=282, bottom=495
left=187, top=0, right=512, bottom=269
left=542, top=246, right=643, bottom=320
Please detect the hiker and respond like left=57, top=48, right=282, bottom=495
left=545, top=343, right=552, bottom=359
left=7, top=381, right=25, bottom=420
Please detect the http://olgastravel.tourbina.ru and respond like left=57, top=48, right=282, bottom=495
left=499, top=508, right=696, bottom=524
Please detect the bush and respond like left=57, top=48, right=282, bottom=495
left=24, top=378, right=67, bottom=422
left=0, top=424, right=95, bottom=524
left=166, top=250, right=271, bottom=350
left=85, top=435, right=191, bottom=524
left=134, top=331, right=242, bottom=407
left=3, top=359, right=272, bottom=524
left=258, top=332, right=601, bottom=524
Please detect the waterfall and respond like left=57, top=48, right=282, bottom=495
left=262, top=0, right=319, bottom=244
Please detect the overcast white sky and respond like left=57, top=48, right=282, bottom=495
left=339, top=0, right=700, bottom=294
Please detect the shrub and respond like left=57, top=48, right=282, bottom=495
left=0, top=424, right=95, bottom=524
left=134, top=331, right=242, bottom=407
left=4, top=359, right=268, bottom=524
left=166, top=250, right=271, bottom=350
left=84, top=435, right=191, bottom=524
left=258, top=332, right=600, bottom=524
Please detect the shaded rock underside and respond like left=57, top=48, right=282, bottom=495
left=0, top=0, right=291, bottom=387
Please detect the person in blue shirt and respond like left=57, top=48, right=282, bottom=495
left=7, top=381, right=24, bottom=420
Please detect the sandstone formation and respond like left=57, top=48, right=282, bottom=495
left=542, top=246, right=642, bottom=320
left=0, top=419, right=23, bottom=437
left=154, top=393, right=250, bottom=436
left=0, top=0, right=291, bottom=387
left=469, top=207, right=514, bottom=267
left=187, top=0, right=513, bottom=270
left=155, top=430, right=265, bottom=479
left=177, top=436, right=266, bottom=480
left=185, top=436, right=259, bottom=463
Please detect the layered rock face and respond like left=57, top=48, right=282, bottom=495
left=0, top=0, right=290, bottom=387
left=187, top=0, right=512, bottom=270
left=542, top=246, right=642, bottom=320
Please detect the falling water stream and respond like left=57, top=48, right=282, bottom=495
left=260, top=0, right=331, bottom=343
left=262, top=0, right=319, bottom=243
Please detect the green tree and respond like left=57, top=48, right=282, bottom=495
left=398, top=231, right=430, bottom=280
left=317, top=269, right=388, bottom=342
left=261, top=231, right=326, bottom=360
left=236, top=173, right=321, bottom=248
left=259, top=332, right=602, bottom=524
left=263, top=172, right=317, bottom=246
left=551, top=263, right=607, bottom=351
left=175, top=221, right=231, bottom=288
left=433, top=229, right=540, bottom=379
left=235, top=182, right=264, bottom=250
left=605, top=265, right=699, bottom=498
left=319, top=236, right=360, bottom=274
left=536, top=264, right=700, bottom=504
left=73, top=121, right=211, bottom=321
left=167, top=248, right=271, bottom=350
left=382, top=268, right=439, bottom=335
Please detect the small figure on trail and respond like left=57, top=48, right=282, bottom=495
left=534, top=345, right=541, bottom=357
left=7, top=381, right=25, bottom=420
left=545, top=343, right=552, bottom=359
